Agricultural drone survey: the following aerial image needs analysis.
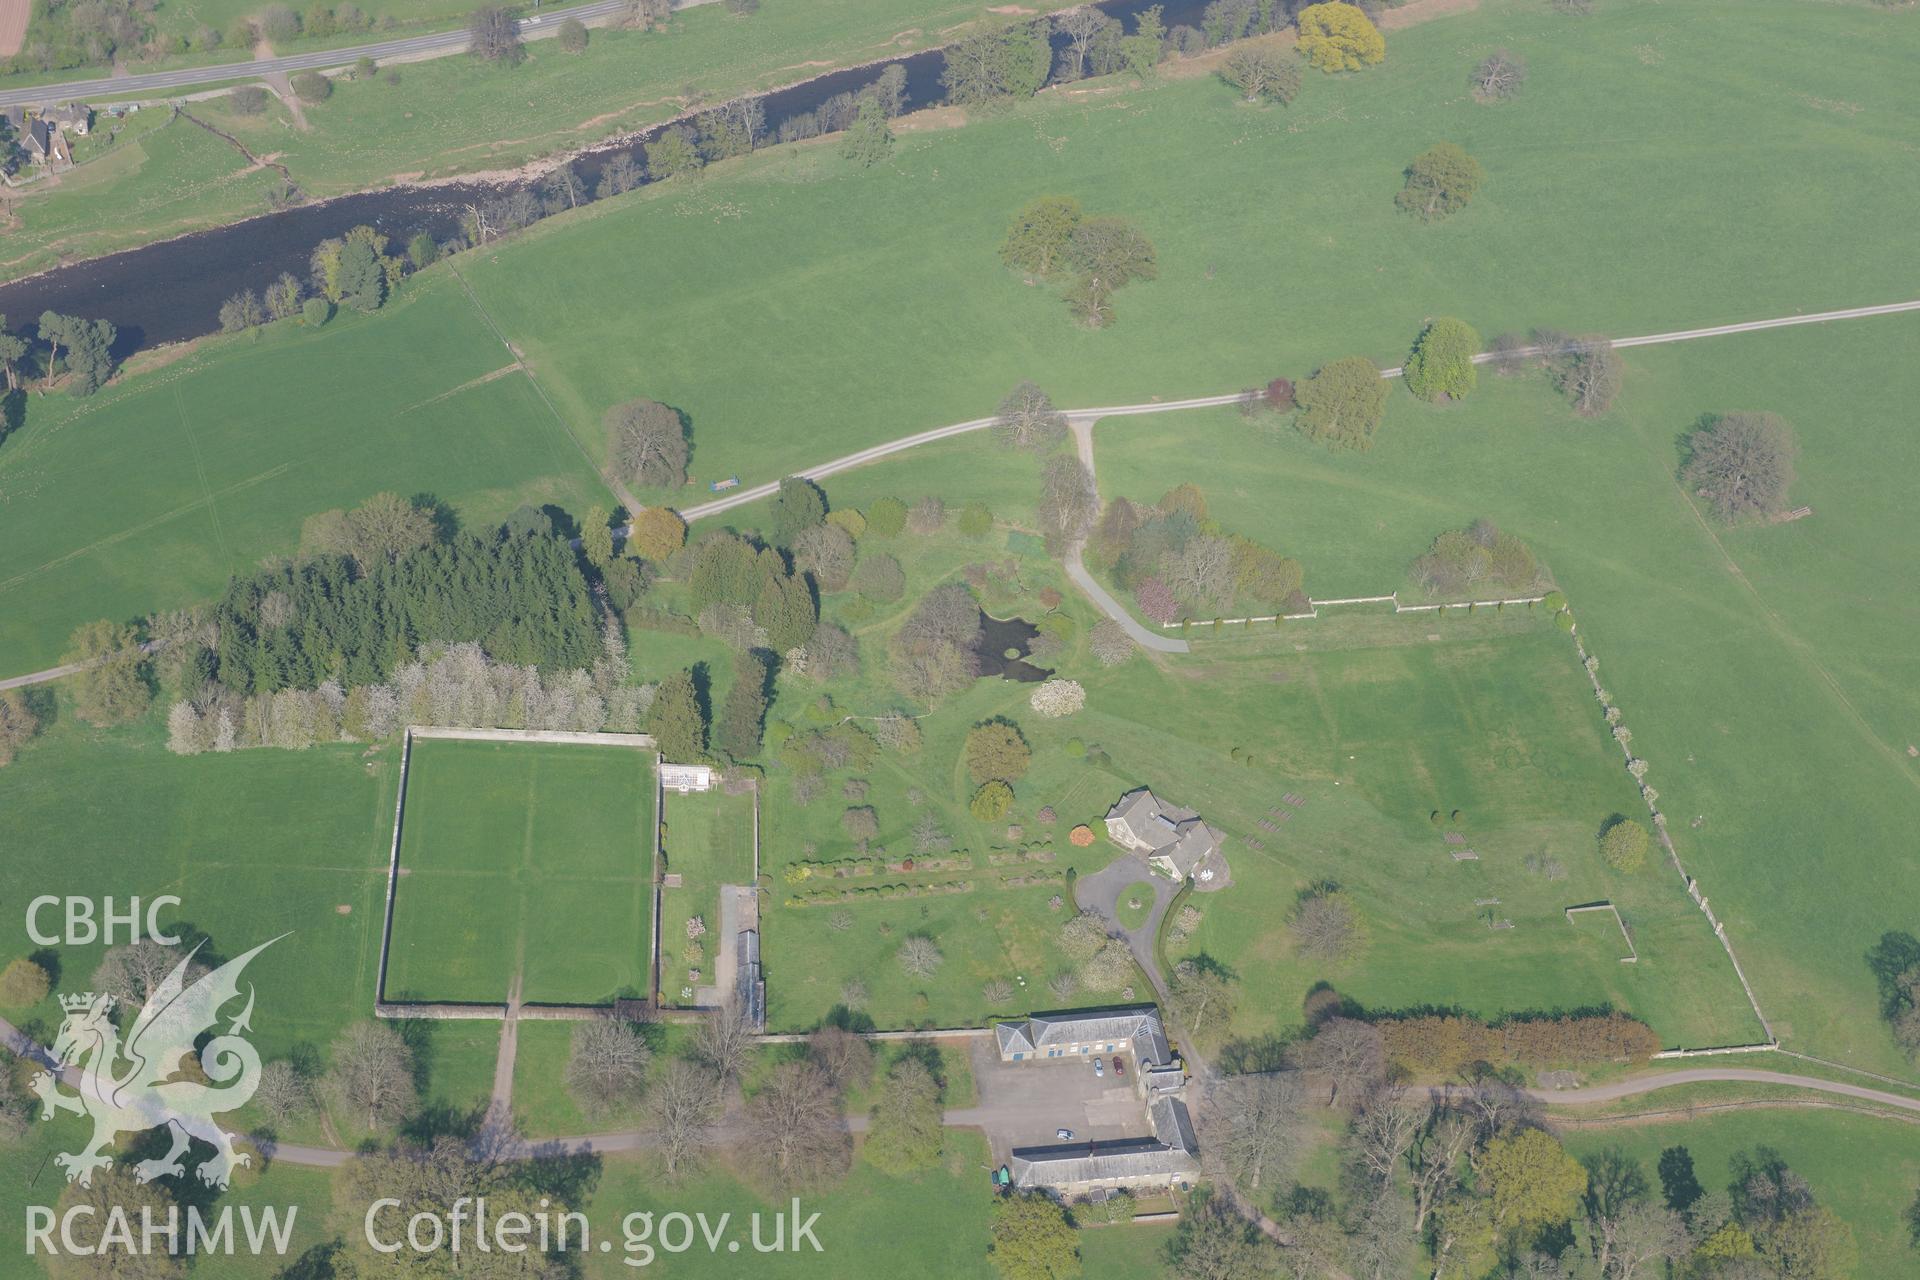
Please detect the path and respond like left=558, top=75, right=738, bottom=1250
left=0, top=0, right=720, bottom=110
left=5, top=298, right=1915, bottom=694
left=1072, top=854, right=1181, bottom=1001
left=3, top=1012, right=1914, bottom=1170
left=1065, top=413, right=1189, bottom=653
left=481, top=976, right=524, bottom=1138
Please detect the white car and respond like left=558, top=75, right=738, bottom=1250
left=1055, top=1128, right=1074, bottom=1141
left=1093, top=1057, right=1104, bottom=1078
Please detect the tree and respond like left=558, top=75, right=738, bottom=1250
left=646, top=126, right=703, bottom=179
left=970, top=780, right=1014, bottom=822
left=1001, top=197, right=1083, bottom=277
left=567, top=1018, right=652, bottom=1115
left=772, top=475, right=827, bottom=547
left=0, top=957, right=49, bottom=1007
left=851, top=552, right=904, bottom=602
left=1199, top=1071, right=1307, bottom=1191
left=626, top=505, right=686, bottom=562
left=1599, top=816, right=1650, bottom=872
left=651, top=1059, right=719, bottom=1180
left=1397, top=142, right=1486, bottom=222
left=865, top=1057, right=943, bottom=1173
left=1168, top=958, right=1237, bottom=1041
left=1472, top=48, right=1527, bottom=101
left=290, top=69, right=330, bottom=102
left=1118, top=4, right=1165, bottom=78
left=807, top=1025, right=874, bottom=1091
left=1291, top=888, right=1364, bottom=961
left=718, top=652, right=770, bottom=759
left=988, top=1192, right=1080, bottom=1280
left=38, top=312, right=119, bottom=396
left=65, top=618, right=150, bottom=727
left=1404, top=317, right=1482, bottom=402
left=1167, top=1188, right=1279, bottom=1278
left=218, top=290, right=266, bottom=333
left=1293, top=1016, right=1383, bottom=1106
left=253, top=1059, right=315, bottom=1128
left=606, top=398, right=690, bottom=488
left=1296, top=2, right=1385, bottom=73
left=1054, top=7, right=1109, bottom=81
left=1754, top=1206, right=1857, bottom=1280
left=1296, top=356, right=1388, bottom=451
left=942, top=21, right=1051, bottom=107
left=557, top=15, right=587, bottom=51
left=897, top=934, right=944, bottom=978
left=1482, top=1127, right=1587, bottom=1236
left=889, top=582, right=982, bottom=703
left=1029, top=678, right=1085, bottom=718
left=1219, top=44, right=1302, bottom=104
left=866, top=496, right=909, bottom=538
left=841, top=95, right=893, bottom=166
left=598, top=151, right=641, bottom=199
left=91, top=941, right=207, bottom=1008
left=1683, top=411, right=1799, bottom=521
left=994, top=380, right=1069, bottom=451
left=48, top=1166, right=186, bottom=1280
left=1090, top=618, right=1136, bottom=666
left=580, top=504, right=615, bottom=570
left=691, top=1004, right=755, bottom=1097
left=324, top=1021, right=418, bottom=1134
left=0, top=690, right=42, bottom=768
left=263, top=271, right=304, bottom=318
left=301, top=490, right=435, bottom=571
left=335, top=235, right=385, bottom=310
left=229, top=84, right=270, bottom=115
left=1037, top=455, right=1098, bottom=551
left=467, top=4, right=523, bottom=63
left=1545, top=336, right=1624, bottom=416
left=649, top=669, right=707, bottom=761
left=965, top=719, right=1031, bottom=784
left=746, top=1061, right=850, bottom=1189
left=1067, top=216, right=1157, bottom=289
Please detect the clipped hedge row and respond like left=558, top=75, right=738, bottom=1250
left=987, top=845, right=1057, bottom=866
left=784, top=880, right=974, bottom=908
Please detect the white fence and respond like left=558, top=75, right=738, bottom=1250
left=1159, top=591, right=1549, bottom=629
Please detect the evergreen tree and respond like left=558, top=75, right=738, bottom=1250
left=717, top=652, right=769, bottom=759
left=771, top=476, right=827, bottom=547
left=649, top=669, right=707, bottom=761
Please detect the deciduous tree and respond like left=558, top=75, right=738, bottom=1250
left=467, top=4, right=522, bottom=63
left=1296, top=2, right=1385, bottom=73
left=965, top=718, right=1031, bottom=784
left=324, top=1021, right=418, bottom=1135
left=994, top=380, right=1069, bottom=451
left=1397, top=142, right=1486, bottom=222
left=1404, top=316, right=1482, bottom=402
left=608, top=398, right=690, bottom=488
left=1199, top=1071, right=1307, bottom=1191
left=567, top=1019, right=652, bottom=1115
left=1472, top=48, right=1527, bottom=101
left=1218, top=44, right=1302, bottom=103
left=65, top=618, right=150, bottom=727
left=1296, top=356, right=1388, bottom=451
left=1682, top=411, right=1798, bottom=521
left=864, top=1057, right=943, bottom=1173
left=988, top=1193, right=1079, bottom=1280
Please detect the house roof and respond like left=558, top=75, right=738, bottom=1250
left=994, top=1004, right=1176, bottom=1069
left=23, top=118, right=49, bottom=157
left=1105, top=788, right=1219, bottom=874
left=1151, top=1096, right=1198, bottom=1154
left=1008, top=1138, right=1199, bottom=1189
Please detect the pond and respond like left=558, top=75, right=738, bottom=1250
left=975, top=611, right=1051, bottom=684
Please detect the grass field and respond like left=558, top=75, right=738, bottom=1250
left=384, top=737, right=656, bottom=1005
left=0, top=271, right=612, bottom=673
left=0, top=0, right=1082, bottom=283
left=455, top=0, right=1920, bottom=503
left=1090, top=310, right=1920, bottom=1072
left=658, top=784, right=756, bottom=1006
left=1560, top=1108, right=1920, bottom=1278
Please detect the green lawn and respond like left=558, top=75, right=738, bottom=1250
left=1091, top=310, right=1920, bottom=1073
left=658, top=784, right=756, bottom=1007
left=0, top=0, right=1084, bottom=282
left=455, top=0, right=1920, bottom=505
left=1561, top=1109, right=1920, bottom=1279
left=0, top=272, right=611, bottom=673
left=384, top=737, right=656, bottom=1005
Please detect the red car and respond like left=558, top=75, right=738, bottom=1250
left=1112, top=1056, right=1126, bottom=1077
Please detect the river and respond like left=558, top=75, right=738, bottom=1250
left=0, top=0, right=1209, bottom=356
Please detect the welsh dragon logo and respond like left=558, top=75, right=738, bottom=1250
left=31, top=936, right=280, bottom=1190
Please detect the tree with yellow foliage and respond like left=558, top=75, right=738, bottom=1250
left=627, top=506, right=687, bottom=563
left=1296, top=3, right=1385, bottom=73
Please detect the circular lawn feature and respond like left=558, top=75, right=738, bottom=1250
left=1116, top=882, right=1156, bottom=931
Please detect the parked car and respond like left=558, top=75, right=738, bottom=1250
left=1093, top=1057, right=1104, bottom=1078
left=1112, top=1056, right=1126, bottom=1076
left=1056, top=1128, right=1074, bottom=1141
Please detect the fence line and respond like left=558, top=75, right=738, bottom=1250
left=1567, top=631, right=1779, bottom=1053
left=408, top=725, right=656, bottom=748
left=1158, top=590, right=1549, bottom=629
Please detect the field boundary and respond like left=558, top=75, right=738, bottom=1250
left=1156, top=590, right=1548, bottom=628
left=373, top=724, right=663, bottom=1021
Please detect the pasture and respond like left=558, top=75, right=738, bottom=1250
left=0, top=273, right=611, bottom=673
left=383, top=737, right=656, bottom=1005
left=1092, top=311, right=1920, bottom=1071
left=456, top=0, right=1920, bottom=504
